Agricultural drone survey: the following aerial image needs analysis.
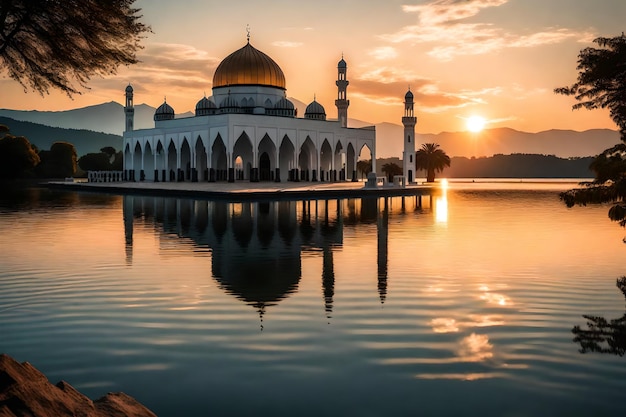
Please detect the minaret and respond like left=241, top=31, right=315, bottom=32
left=335, top=56, right=350, bottom=128
left=402, top=89, right=417, bottom=183
left=124, top=84, right=134, bottom=132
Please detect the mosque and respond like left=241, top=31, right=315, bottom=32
left=121, top=35, right=392, bottom=184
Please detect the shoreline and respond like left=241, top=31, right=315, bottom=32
left=45, top=180, right=438, bottom=202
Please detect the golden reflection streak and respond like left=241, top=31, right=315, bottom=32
left=435, top=179, right=448, bottom=223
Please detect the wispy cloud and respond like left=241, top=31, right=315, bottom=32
left=368, top=46, right=398, bottom=60
left=272, top=41, right=304, bottom=48
left=381, top=0, right=593, bottom=60
left=350, top=68, right=494, bottom=112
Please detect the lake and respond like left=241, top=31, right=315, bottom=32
left=1, top=181, right=625, bottom=417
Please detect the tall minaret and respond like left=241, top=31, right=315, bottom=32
left=124, top=84, right=134, bottom=132
left=402, top=89, right=417, bottom=183
left=335, top=56, right=350, bottom=128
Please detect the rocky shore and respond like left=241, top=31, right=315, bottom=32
left=0, top=354, right=156, bottom=417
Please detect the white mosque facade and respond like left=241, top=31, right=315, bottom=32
left=122, top=40, right=377, bottom=183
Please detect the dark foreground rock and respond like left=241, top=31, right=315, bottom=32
left=0, top=354, right=156, bottom=417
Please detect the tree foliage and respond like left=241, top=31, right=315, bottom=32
left=572, top=277, right=626, bottom=356
left=556, top=34, right=626, bottom=227
left=36, top=141, right=77, bottom=178
left=0, top=0, right=150, bottom=95
left=555, top=33, right=626, bottom=141
left=415, top=143, right=451, bottom=183
left=381, top=162, right=402, bottom=182
left=356, top=159, right=372, bottom=179
left=0, top=134, right=40, bottom=179
left=78, top=148, right=122, bottom=171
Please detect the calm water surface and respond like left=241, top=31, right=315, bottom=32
left=1, top=181, right=625, bottom=416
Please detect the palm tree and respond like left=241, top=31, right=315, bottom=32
left=381, top=162, right=402, bottom=182
left=356, top=159, right=372, bottom=180
left=415, top=143, right=451, bottom=183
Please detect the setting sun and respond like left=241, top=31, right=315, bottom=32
left=466, top=116, right=486, bottom=133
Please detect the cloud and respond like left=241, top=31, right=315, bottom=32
left=381, top=0, right=593, bottom=60
left=368, top=46, right=398, bottom=60
left=350, top=68, right=497, bottom=112
left=272, top=41, right=304, bottom=48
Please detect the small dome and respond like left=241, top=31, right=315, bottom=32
left=195, top=96, right=217, bottom=116
left=125, top=84, right=133, bottom=93
left=154, top=101, right=175, bottom=121
left=213, top=42, right=286, bottom=89
left=219, top=95, right=240, bottom=114
left=274, top=97, right=294, bottom=110
left=405, top=89, right=414, bottom=100
left=305, top=100, right=326, bottom=120
left=338, top=58, right=347, bottom=69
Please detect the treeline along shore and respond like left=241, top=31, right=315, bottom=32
left=377, top=154, right=594, bottom=179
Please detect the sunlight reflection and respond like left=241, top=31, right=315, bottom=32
left=429, top=318, right=459, bottom=333
left=430, top=315, right=505, bottom=333
left=479, top=285, right=513, bottom=306
left=458, top=333, right=493, bottom=362
left=435, top=195, right=448, bottom=223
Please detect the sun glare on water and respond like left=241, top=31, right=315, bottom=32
left=466, top=116, right=486, bottom=133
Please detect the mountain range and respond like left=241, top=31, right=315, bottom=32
left=0, top=102, right=619, bottom=158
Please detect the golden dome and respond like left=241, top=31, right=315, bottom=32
left=213, top=42, right=286, bottom=89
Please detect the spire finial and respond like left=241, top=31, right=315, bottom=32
left=164, top=95, right=166, bottom=103
left=246, top=24, right=251, bottom=43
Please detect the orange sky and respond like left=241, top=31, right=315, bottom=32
left=1, top=0, right=624, bottom=134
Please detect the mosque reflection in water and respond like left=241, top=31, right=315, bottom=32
left=123, top=194, right=434, bottom=321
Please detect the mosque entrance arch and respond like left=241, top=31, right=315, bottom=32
left=279, top=136, right=295, bottom=182
left=144, top=142, right=155, bottom=181
left=133, top=142, right=142, bottom=181
left=259, top=152, right=271, bottom=181
left=212, top=135, right=227, bottom=181
left=233, top=132, right=253, bottom=181
left=180, top=138, right=191, bottom=181
left=195, top=136, right=207, bottom=181
left=258, top=134, right=277, bottom=181
left=346, top=143, right=356, bottom=182
left=167, top=140, right=177, bottom=182
left=320, top=139, right=332, bottom=181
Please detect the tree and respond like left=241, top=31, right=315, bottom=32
left=555, top=33, right=626, bottom=141
left=0, top=124, right=9, bottom=138
left=381, top=162, right=402, bottom=182
left=356, top=159, right=372, bottom=180
left=78, top=153, right=113, bottom=172
left=572, top=277, right=626, bottom=356
left=36, top=142, right=77, bottom=178
left=0, top=134, right=40, bottom=179
left=415, top=143, right=451, bottom=183
left=0, top=0, right=150, bottom=96
left=78, top=147, right=122, bottom=171
left=556, top=34, right=626, bottom=226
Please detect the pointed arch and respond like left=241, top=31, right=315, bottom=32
left=233, top=131, right=253, bottom=180
left=181, top=137, right=191, bottom=181
left=195, top=135, right=207, bottom=181
left=279, top=135, right=295, bottom=182
left=212, top=134, right=227, bottom=181
left=320, top=139, right=333, bottom=181
left=144, top=141, right=155, bottom=180
left=258, top=133, right=277, bottom=181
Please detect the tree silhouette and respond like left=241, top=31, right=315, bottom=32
left=0, top=0, right=150, bottom=95
left=356, top=159, right=372, bottom=180
left=572, top=277, right=626, bottom=356
left=415, top=143, right=451, bottom=183
left=381, top=162, right=402, bottom=182
left=0, top=134, right=40, bottom=179
left=556, top=34, right=626, bottom=226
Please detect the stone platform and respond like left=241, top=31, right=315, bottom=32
left=47, top=180, right=436, bottom=202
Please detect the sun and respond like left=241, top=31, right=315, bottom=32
left=466, top=115, right=486, bottom=133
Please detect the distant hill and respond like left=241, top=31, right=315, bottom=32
left=0, top=102, right=620, bottom=158
left=373, top=123, right=619, bottom=159
left=0, top=116, right=122, bottom=156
